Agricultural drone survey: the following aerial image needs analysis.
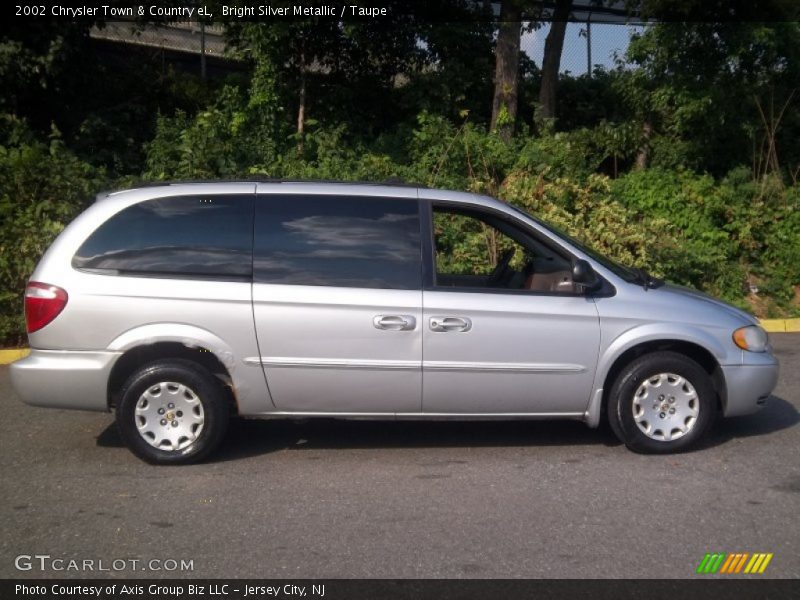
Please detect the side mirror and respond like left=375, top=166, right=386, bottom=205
left=572, top=259, right=601, bottom=292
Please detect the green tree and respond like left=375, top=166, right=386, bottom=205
left=226, top=8, right=425, bottom=146
left=619, top=19, right=800, bottom=176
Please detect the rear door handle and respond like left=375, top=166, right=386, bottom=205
left=373, top=315, right=416, bottom=331
left=429, top=316, right=472, bottom=332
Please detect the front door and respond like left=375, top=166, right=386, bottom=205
left=251, top=191, right=423, bottom=413
left=422, top=203, right=601, bottom=414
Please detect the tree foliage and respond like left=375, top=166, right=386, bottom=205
left=619, top=21, right=800, bottom=175
left=0, top=117, right=107, bottom=344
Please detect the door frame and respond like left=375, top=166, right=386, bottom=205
left=419, top=198, right=614, bottom=297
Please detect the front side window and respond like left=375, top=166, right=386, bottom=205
left=433, top=206, right=577, bottom=293
left=73, top=195, right=254, bottom=278
left=254, top=195, right=422, bottom=289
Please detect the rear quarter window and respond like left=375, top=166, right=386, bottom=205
left=72, top=195, right=254, bottom=278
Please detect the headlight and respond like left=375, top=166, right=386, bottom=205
left=733, top=325, right=769, bottom=352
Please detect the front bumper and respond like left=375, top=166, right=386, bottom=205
left=721, top=359, right=779, bottom=417
left=10, top=349, right=120, bottom=412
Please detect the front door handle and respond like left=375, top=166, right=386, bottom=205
left=429, top=316, right=472, bottom=332
left=373, top=315, right=416, bottom=331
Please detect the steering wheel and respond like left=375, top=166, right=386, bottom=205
left=489, top=248, right=515, bottom=286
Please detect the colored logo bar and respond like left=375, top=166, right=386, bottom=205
left=696, top=553, right=773, bottom=574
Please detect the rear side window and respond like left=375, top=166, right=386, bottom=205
left=254, top=195, right=421, bottom=289
left=73, top=195, right=254, bottom=278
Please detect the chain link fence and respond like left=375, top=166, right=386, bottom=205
left=521, top=22, right=639, bottom=76
left=90, top=20, right=638, bottom=77
left=91, top=21, right=227, bottom=57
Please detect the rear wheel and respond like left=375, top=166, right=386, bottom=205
left=116, top=360, right=229, bottom=464
left=607, top=351, right=717, bottom=453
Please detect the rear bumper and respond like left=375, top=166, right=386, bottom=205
left=721, top=361, right=779, bottom=417
left=10, top=349, right=120, bottom=412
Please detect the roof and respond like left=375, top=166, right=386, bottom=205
left=95, top=179, right=506, bottom=210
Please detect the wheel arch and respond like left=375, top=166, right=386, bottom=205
left=599, top=339, right=727, bottom=420
left=106, top=324, right=240, bottom=414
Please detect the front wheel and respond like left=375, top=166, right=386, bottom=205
left=116, top=360, right=229, bottom=464
left=607, top=352, right=717, bottom=453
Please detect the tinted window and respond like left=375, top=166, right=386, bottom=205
left=73, top=195, right=254, bottom=278
left=254, top=195, right=421, bottom=289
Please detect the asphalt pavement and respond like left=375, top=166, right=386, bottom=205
left=1, top=335, right=798, bottom=579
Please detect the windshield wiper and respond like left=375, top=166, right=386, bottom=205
left=631, top=267, right=664, bottom=290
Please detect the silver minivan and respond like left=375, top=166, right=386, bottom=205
left=11, top=182, right=779, bottom=463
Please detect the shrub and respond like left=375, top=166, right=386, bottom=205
left=500, top=170, right=671, bottom=275
left=0, top=120, right=107, bottom=345
left=611, top=167, right=799, bottom=312
left=610, top=168, right=740, bottom=301
left=144, top=85, right=282, bottom=180
left=405, top=112, right=519, bottom=192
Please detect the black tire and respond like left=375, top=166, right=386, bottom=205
left=607, top=351, right=717, bottom=454
left=116, top=359, right=229, bottom=465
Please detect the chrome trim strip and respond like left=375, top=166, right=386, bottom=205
left=244, top=357, right=420, bottom=370
left=424, top=361, right=586, bottom=373
left=245, top=357, right=585, bottom=373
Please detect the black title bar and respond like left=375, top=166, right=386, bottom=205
left=8, top=0, right=800, bottom=23
left=4, top=579, right=799, bottom=600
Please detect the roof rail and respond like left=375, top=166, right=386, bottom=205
left=98, top=177, right=426, bottom=195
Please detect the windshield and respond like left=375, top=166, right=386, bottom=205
left=503, top=203, right=642, bottom=284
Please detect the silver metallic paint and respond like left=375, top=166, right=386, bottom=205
left=10, top=349, right=118, bottom=411
left=421, top=290, right=601, bottom=413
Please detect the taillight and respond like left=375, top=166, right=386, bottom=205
left=25, top=282, right=68, bottom=333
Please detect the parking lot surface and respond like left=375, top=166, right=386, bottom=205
left=1, top=335, right=798, bottom=579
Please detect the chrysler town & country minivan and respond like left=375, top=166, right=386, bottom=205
left=11, top=182, right=779, bottom=463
